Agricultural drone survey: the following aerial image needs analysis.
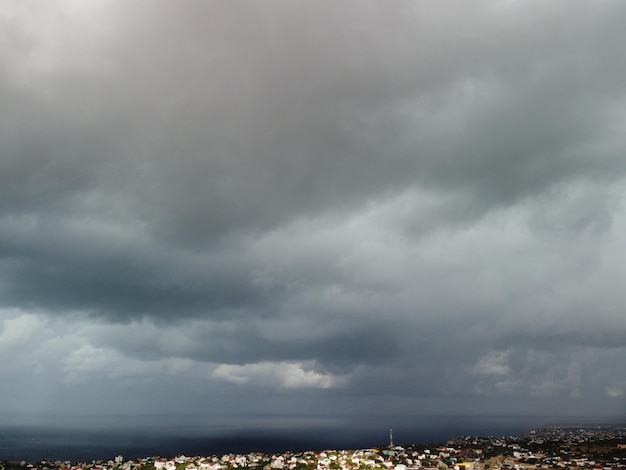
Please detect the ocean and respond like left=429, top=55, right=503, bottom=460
left=0, top=414, right=593, bottom=463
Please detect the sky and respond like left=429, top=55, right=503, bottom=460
left=1, top=0, right=626, bottom=428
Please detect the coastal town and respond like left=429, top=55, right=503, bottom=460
left=3, top=426, right=626, bottom=470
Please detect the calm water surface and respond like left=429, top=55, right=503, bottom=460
left=0, top=414, right=596, bottom=463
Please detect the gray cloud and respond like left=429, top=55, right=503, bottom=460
left=1, top=0, right=626, bottom=422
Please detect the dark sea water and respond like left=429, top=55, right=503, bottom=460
left=0, top=414, right=600, bottom=463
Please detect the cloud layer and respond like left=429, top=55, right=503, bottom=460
left=1, top=0, right=626, bottom=421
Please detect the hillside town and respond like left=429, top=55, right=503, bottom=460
left=3, top=426, right=626, bottom=470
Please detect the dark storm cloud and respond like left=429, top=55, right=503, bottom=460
left=3, top=0, right=625, bottom=240
left=1, top=0, right=626, bottom=418
left=0, top=227, right=265, bottom=321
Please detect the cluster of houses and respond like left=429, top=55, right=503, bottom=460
left=148, top=448, right=432, bottom=470
left=449, top=426, right=626, bottom=470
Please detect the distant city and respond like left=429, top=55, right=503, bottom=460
left=2, top=425, right=625, bottom=470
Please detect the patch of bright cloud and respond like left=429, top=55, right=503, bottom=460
left=473, top=351, right=510, bottom=376
left=212, top=361, right=343, bottom=389
left=0, top=311, right=50, bottom=350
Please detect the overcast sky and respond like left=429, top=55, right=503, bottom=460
left=1, top=0, right=626, bottom=425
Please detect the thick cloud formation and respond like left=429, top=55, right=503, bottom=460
left=1, top=0, right=626, bottom=421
